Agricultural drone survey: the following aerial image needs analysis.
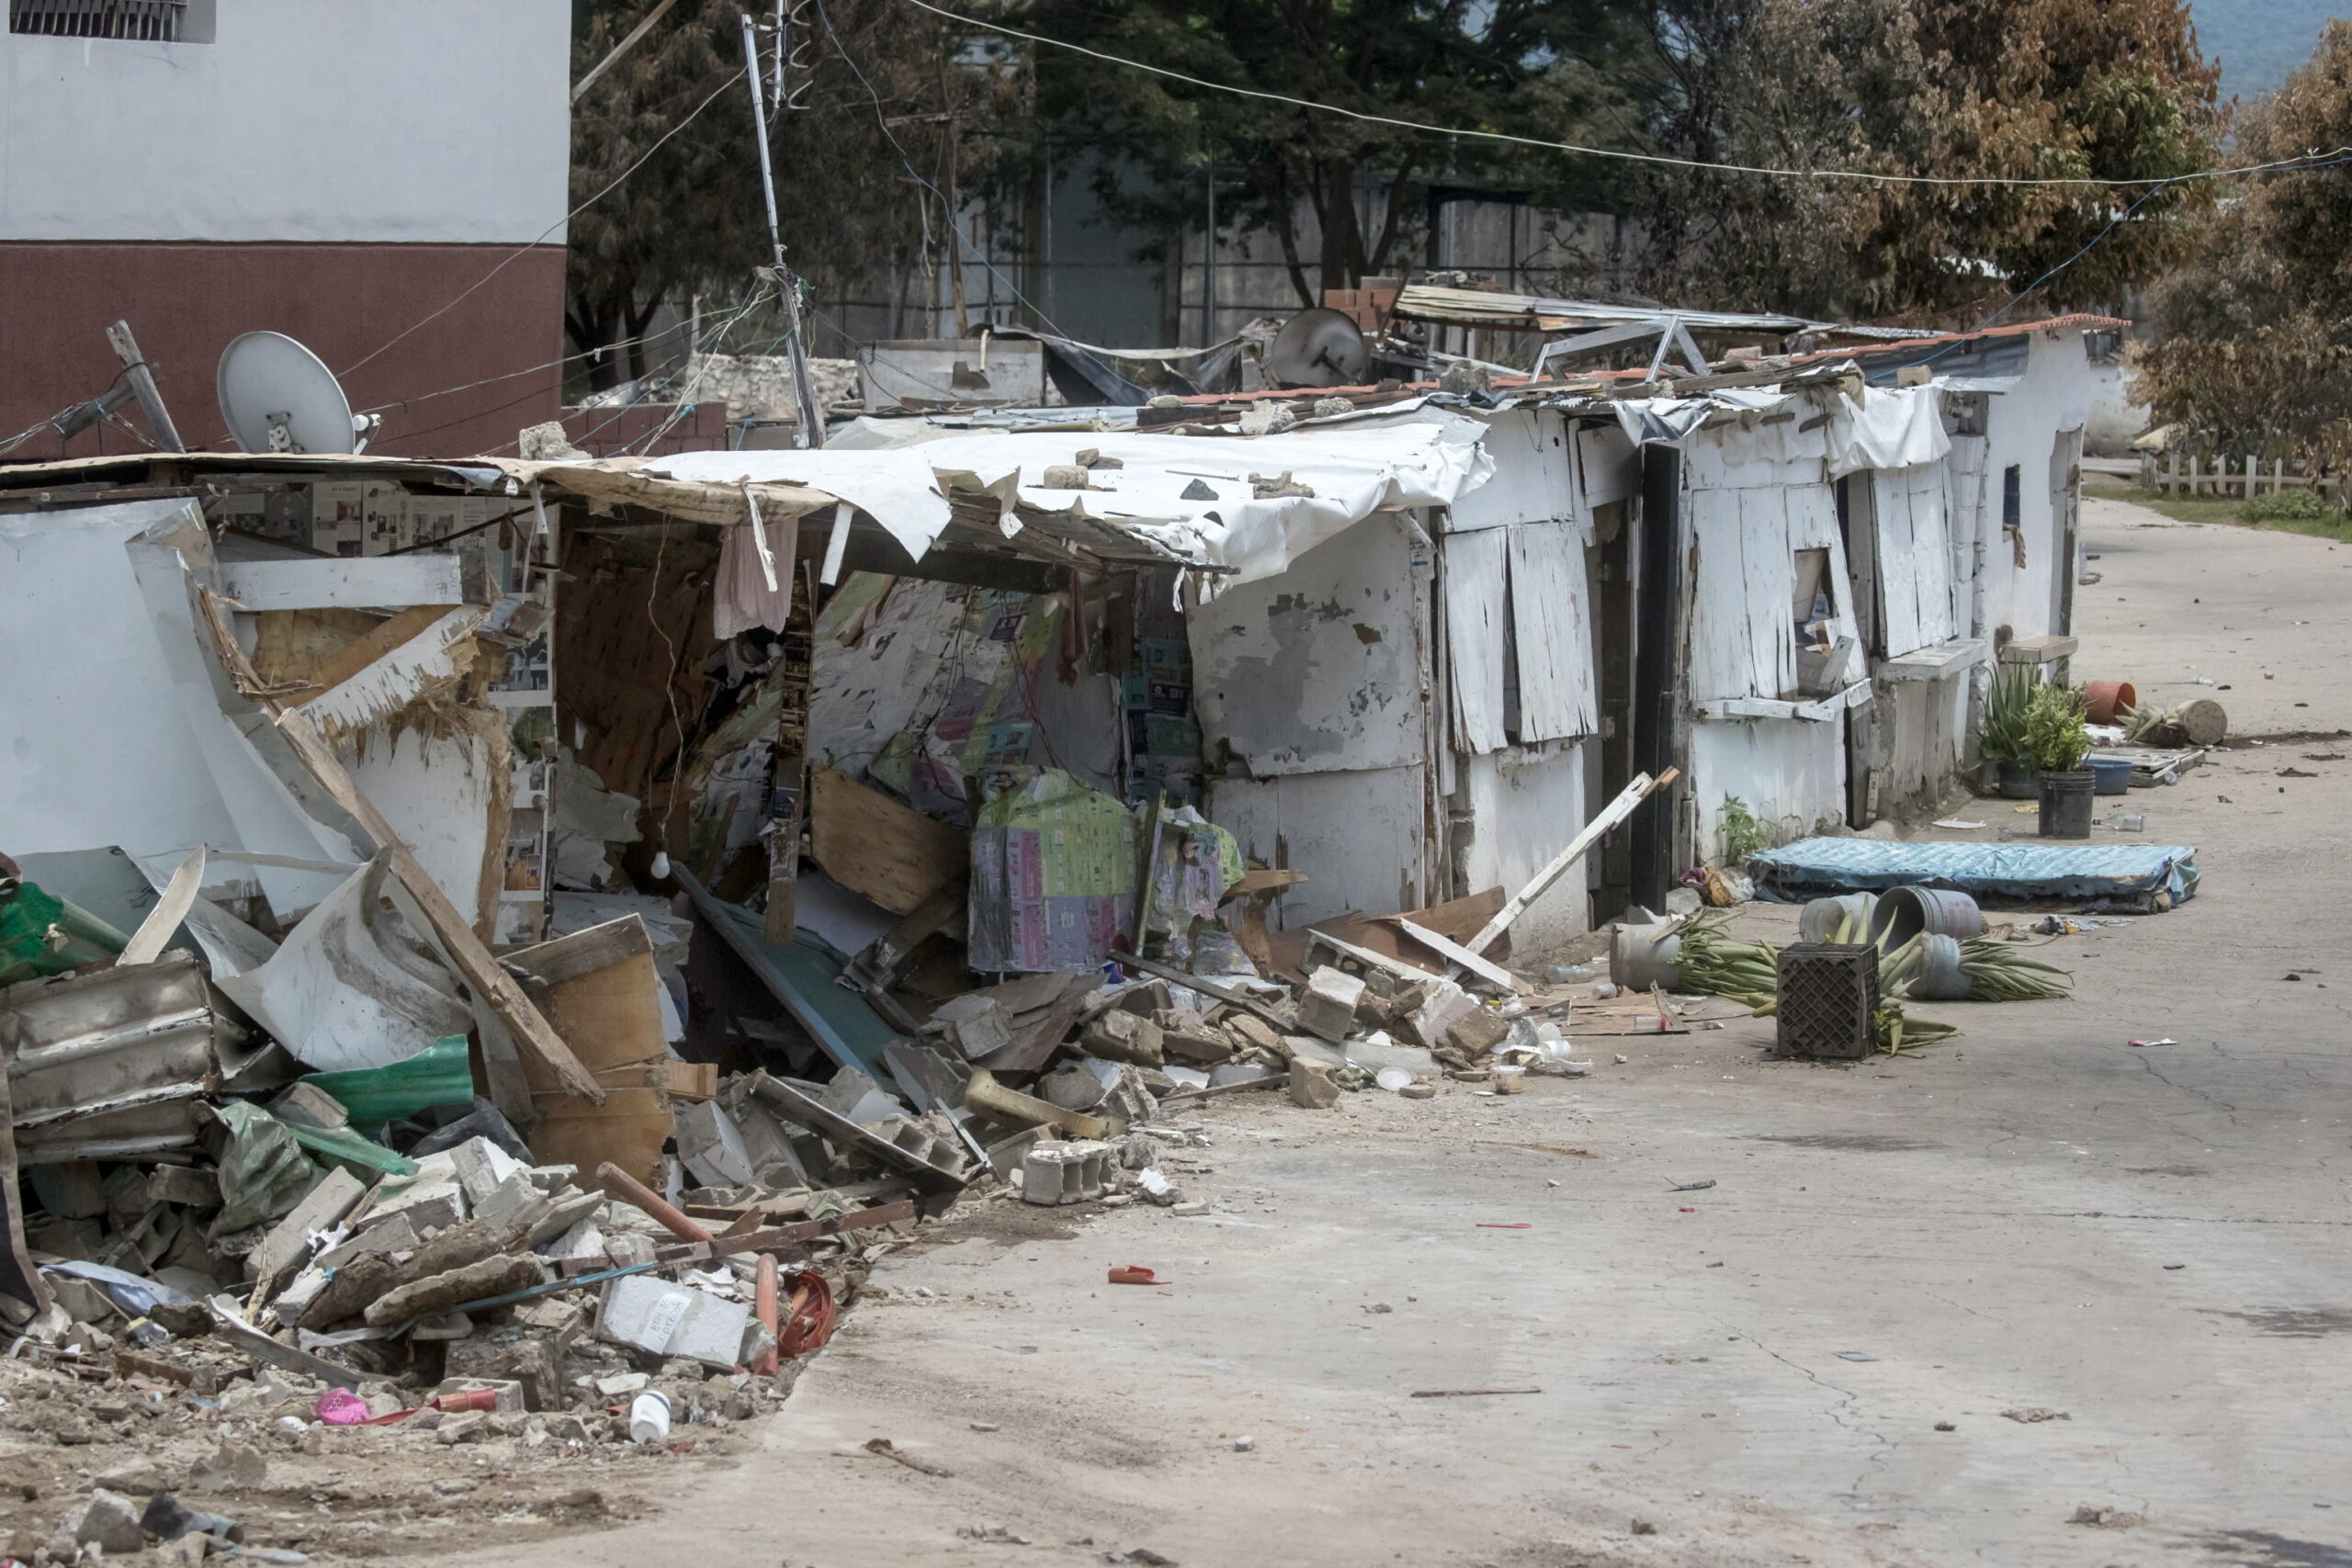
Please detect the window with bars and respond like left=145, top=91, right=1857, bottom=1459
left=8, top=0, right=211, bottom=42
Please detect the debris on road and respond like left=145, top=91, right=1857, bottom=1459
left=2002, top=1407, right=2072, bottom=1423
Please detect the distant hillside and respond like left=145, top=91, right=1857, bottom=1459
left=2192, top=0, right=2347, bottom=98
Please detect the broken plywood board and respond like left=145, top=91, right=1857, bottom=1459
left=1268, top=887, right=1509, bottom=979
left=808, top=767, right=968, bottom=916
left=293, top=605, right=490, bottom=735
left=222, top=557, right=466, bottom=613
left=504, top=917, right=673, bottom=1184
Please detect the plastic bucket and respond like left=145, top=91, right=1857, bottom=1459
left=1997, top=761, right=2039, bottom=799
left=1798, top=893, right=1878, bottom=944
left=2088, top=756, right=2133, bottom=795
left=2038, top=770, right=2096, bottom=839
left=1610, top=909, right=1684, bottom=991
left=1910, top=933, right=1971, bottom=1000
left=1868, top=886, right=1984, bottom=949
left=2085, top=680, right=2138, bottom=725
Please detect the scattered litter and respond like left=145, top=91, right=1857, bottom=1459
left=2067, top=1505, right=2144, bottom=1529
left=1232, top=1435, right=1255, bottom=1451
left=1108, top=1266, right=1169, bottom=1286
left=1668, top=1179, right=1717, bottom=1192
left=2002, top=1407, right=2071, bottom=1423
left=1932, top=818, right=1986, bottom=830
left=959, top=1526, right=1034, bottom=1544
left=1832, top=1351, right=1877, bottom=1362
left=863, top=1437, right=955, bottom=1477
left=2128, top=1038, right=2177, bottom=1048
left=1476, top=1223, right=1532, bottom=1229
left=1409, top=1386, right=1543, bottom=1398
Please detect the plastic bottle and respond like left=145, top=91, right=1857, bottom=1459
left=628, top=1390, right=672, bottom=1444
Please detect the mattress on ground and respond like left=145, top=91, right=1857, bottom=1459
left=1746, top=838, right=2199, bottom=912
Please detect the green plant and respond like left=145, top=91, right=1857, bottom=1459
left=1718, top=796, right=1770, bottom=865
left=2126, top=701, right=2185, bottom=743
left=1673, top=910, right=1780, bottom=1011
left=2023, top=682, right=2091, bottom=773
left=1980, top=664, right=2038, bottom=765
left=2245, top=488, right=2337, bottom=524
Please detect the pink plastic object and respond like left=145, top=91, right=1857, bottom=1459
left=316, top=1388, right=369, bottom=1426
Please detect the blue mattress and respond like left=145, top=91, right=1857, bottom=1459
left=1747, top=838, right=2199, bottom=912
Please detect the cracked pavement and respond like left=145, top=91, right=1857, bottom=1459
left=435, top=495, right=2352, bottom=1567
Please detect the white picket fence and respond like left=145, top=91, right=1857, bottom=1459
left=2141, top=451, right=2345, bottom=502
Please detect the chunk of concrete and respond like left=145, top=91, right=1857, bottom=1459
left=597, top=1275, right=753, bottom=1370
left=1288, top=1060, right=1341, bottom=1110
left=1296, top=968, right=1366, bottom=1043
left=65, top=1489, right=145, bottom=1554
left=674, top=1099, right=756, bottom=1189
left=187, top=1441, right=267, bottom=1492
left=364, top=1253, right=545, bottom=1328
left=1080, top=1009, right=1165, bottom=1067
left=250, top=1166, right=367, bottom=1288
left=1399, top=978, right=1477, bottom=1049
left=1444, top=1006, right=1512, bottom=1055
left=1157, top=1010, right=1236, bottom=1065
left=270, top=1082, right=349, bottom=1130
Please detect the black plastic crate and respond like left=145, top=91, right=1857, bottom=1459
left=1776, top=943, right=1879, bottom=1061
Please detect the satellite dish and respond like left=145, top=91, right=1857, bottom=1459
left=218, top=332, right=371, bottom=455
left=1268, top=308, right=1370, bottom=389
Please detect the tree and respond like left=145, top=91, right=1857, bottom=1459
left=1604, top=0, right=2222, bottom=319
left=2135, top=21, right=2352, bottom=461
left=568, top=0, right=1016, bottom=388
left=1010, top=0, right=1654, bottom=305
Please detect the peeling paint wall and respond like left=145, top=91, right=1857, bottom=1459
left=1691, top=720, right=1846, bottom=857
left=1205, top=765, right=1429, bottom=928
left=344, top=725, right=503, bottom=934
left=1977, top=333, right=2095, bottom=641
left=1189, top=514, right=1425, bottom=775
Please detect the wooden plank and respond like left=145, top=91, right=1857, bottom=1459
left=1508, top=520, right=1597, bottom=742
left=529, top=1089, right=674, bottom=1189
left=808, top=766, right=968, bottom=916
left=504, top=914, right=655, bottom=989
left=299, top=604, right=462, bottom=696
left=194, top=589, right=604, bottom=1105
left=1382, top=915, right=1528, bottom=993
left=1221, top=868, right=1307, bottom=901
left=1443, top=528, right=1511, bottom=752
left=221, top=557, right=466, bottom=612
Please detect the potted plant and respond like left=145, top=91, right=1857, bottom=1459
left=2026, top=682, right=2094, bottom=837
left=1978, top=664, right=2038, bottom=797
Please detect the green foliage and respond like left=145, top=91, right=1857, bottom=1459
left=2023, top=682, right=2091, bottom=773
left=1979, top=664, right=2037, bottom=765
left=1718, top=795, right=1770, bottom=865
left=2245, top=488, right=2337, bottom=523
left=2137, top=22, right=2352, bottom=460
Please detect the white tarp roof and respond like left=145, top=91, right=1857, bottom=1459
left=828, top=420, right=1494, bottom=584
left=1601, top=378, right=1951, bottom=475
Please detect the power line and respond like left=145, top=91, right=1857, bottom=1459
left=340, top=66, right=751, bottom=380
left=896, top=0, right=2351, bottom=192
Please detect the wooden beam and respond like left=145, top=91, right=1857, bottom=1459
left=1383, top=914, right=1528, bottom=993
left=1458, top=768, right=1679, bottom=960
left=195, top=590, right=605, bottom=1104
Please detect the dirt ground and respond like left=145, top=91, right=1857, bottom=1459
left=23, top=491, right=2352, bottom=1567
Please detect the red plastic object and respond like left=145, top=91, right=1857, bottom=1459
left=2086, top=680, right=2137, bottom=725
left=1107, top=1265, right=1168, bottom=1285
left=778, top=1269, right=838, bottom=1358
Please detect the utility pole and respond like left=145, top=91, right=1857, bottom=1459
left=105, top=321, right=185, bottom=453
left=1203, top=169, right=1217, bottom=347
left=740, top=11, right=826, bottom=448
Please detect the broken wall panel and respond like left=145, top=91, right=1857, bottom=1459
left=1443, top=408, right=1573, bottom=531
left=0, top=499, right=358, bottom=918
left=1204, top=765, right=1429, bottom=930
left=1188, top=513, right=1426, bottom=775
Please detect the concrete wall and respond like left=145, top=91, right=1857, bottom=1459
left=0, top=2, right=571, bottom=460
left=0, top=1, right=571, bottom=244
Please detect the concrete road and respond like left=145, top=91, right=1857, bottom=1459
left=446, top=496, right=2352, bottom=1568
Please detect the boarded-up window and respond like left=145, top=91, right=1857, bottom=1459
left=1509, top=521, right=1597, bottom=741
left=1871, top=465, right=1957, bottom=659
left=1444, top=527, right=1511, bottom=752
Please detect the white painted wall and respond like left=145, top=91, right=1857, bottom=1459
left=1455, top=745, right=1589, bottom=954
left=1690, top=719, right=1846, bottom=856
left=1978, top=333, right=2095, bottom=640
left=1205, top=765, right=1430, bottom=928
left=344, top=725, right=502, bottom=934
left=0, top=1, right=571, bottom=243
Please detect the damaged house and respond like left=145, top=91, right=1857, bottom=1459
left=0, top=296, right=2099, bottom=1447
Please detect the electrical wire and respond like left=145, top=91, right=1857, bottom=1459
left=809, top=0, right=1117, bottom=367
left=896, top=0, right=2352, bottom=192
left=340, top=66, right=751, bottom=380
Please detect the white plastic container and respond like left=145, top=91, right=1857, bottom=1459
left=628, top=1390, right=672, bottom=1444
